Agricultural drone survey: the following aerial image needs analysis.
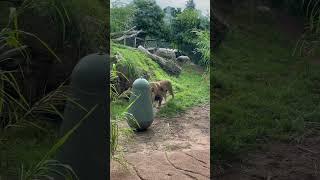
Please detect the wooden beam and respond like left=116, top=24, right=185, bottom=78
left=113, top=30, right=143, bottom=42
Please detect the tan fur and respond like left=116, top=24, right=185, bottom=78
left=149, top=80, right=174, bottom=107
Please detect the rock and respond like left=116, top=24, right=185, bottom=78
left=111, top=150, right=210, bottom=180
left=138, top=45, right=181, bottom=76
left=183, top=150, right=210, bottom=166
left=176, top=56, right=190, bottom=64
left=167, top=151, right=210, bottom=178
left=154, top=48, right=176, bottom=60
left=174, top=49, right=185, bottom=58
left=111, top=161, right=141, bottom=180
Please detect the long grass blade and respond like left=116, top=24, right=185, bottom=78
left=40, top=104, right=97, bottom=163
left=24, top=105, right=98, bottom=179
left=16, top=30, right=62, bottom=63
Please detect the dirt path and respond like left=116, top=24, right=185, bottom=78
left=111, top=104, right=210, bottom=180
left=214, top=127, right=320, bottom=180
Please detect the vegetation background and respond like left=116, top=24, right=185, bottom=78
left=1, top=0, right=210, bottom=179
left=212, top=0, right=320, bottom=178
left=110, top=0, right=210, bottom=164
left=111, top=0, right=210, bottom=66
left=1, top=0, right=108, bottom=179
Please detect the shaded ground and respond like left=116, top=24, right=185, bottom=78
left=213, top=4, right=320, bottom=180
left=214, top=127, right=320, bottom=180
left=111, top=104, right=210, bottom=180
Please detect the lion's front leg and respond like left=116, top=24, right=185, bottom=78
left=158, top=97, right=162, bottom=107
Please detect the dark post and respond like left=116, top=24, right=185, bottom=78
left=55, top=52, right=109, bottom=179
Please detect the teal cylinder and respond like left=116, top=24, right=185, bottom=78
left=127, top=78, right=154, bottom=131
left=55, top=52, right=109, bottom=180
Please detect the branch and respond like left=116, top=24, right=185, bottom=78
left=113, top=30, right=143, bottom=41
left=110, top=26, right=137, bottom=37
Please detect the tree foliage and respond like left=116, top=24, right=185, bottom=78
left=172, top=9, right=201, bottom=45
left=132, top=0, right=165, bottom=38
left=110, top=2, right=136, bottom=32
left=186, top=0, right=196, bottom=10
left=171, top=8, right=209, bottom=64
left=110, top=0, right=210, bottom=66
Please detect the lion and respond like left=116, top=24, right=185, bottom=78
left=149, top=80, right=174, bottom=107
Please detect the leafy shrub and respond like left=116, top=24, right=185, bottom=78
left=194, top=30, right=210, bottom=69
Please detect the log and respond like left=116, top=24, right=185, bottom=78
left=137, top=45, right=181, bottom=76
left=110, top=26, right=136, bottom=37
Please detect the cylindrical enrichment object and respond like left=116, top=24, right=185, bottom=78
left=127, top=78, right=154, bottom=131
left=55, top=52, right=109, bottom=179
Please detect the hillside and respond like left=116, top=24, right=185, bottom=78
left=111, top=43, right=209, bottom=118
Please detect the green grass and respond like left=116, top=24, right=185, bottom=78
left=111, top=100, right=127, bottom=119
left=0, top=0, right=108, bottom=178
left=157, top=66, right=209, bottom=116
left=111, top=43, right=171, bottom=81
left=212, top=20, right=320, bottom=162
left=111, top=43, right=210, bottom=118
left=0, top=124, right=58, bottom=177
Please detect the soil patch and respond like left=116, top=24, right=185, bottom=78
left=214, top=129, right=320, bottom=180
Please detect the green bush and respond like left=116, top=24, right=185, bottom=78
left=194, top=30, right=210, bottom=69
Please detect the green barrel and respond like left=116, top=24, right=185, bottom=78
left=55, top=52, right=109, bottom=179
left=127, top=78, right=154, bottom=131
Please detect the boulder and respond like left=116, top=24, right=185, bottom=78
left=154, top=48, right=176, bottom=60
left=176, top=56, right=190, bottom=64
left=138, top=45, right=181, bottom=76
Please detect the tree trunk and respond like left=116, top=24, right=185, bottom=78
left=137, top=45, right=181, bottom=76
left=212, top=12, right=229, bottom=49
